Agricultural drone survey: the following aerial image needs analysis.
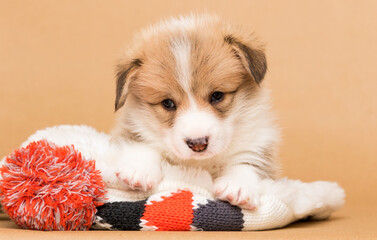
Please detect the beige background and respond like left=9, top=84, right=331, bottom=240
left=1, top=0, right=377, bottom=213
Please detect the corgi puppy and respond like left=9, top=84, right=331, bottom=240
left=111, top=14, right=280, bottom=210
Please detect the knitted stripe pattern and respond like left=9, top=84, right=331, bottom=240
left=92, top=189, right=293, bottom=231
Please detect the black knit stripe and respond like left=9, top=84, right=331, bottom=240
left=95, top=200, right=146, bottom=230
left=192, top=200, right=244, bottom=231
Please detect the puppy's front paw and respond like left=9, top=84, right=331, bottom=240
left=116, top=163, right=161, bottom=191
left=214, top=176, right=259, bottom=210
left=115, top=143, right=162, bottom=191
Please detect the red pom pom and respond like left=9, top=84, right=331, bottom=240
left=0, top=140, right=106, bottom=230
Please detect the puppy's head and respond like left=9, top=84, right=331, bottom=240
left=114, top=14, right=267, bottom=161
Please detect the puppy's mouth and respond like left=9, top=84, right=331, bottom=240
left=178, top=150, right=216, bottom=160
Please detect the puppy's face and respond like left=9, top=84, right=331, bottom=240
left=114, top=16, right=267, bottom=161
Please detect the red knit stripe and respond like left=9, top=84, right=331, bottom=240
left=141, top=190, right=194, bottom=231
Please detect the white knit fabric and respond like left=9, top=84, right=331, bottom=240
left=1, top=125, right=345, bottom=230
left=242, top=196, right=294, bottom=230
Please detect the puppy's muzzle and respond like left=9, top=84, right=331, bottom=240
left=185, top=136, right=209, bottom=152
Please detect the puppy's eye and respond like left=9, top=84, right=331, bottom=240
left=210, top=91, right=224, bottom=104
left=162, top=99, right=176, bottom=111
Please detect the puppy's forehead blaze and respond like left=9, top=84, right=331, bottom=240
left=170, top=35, right=247, bottom=92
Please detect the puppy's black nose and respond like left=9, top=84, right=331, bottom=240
left=185, top=136, right=209, bottom=152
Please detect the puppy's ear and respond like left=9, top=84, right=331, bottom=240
left=224, top=35, right=267, bottom=85
left=115, top=59, right=142, bottom=111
